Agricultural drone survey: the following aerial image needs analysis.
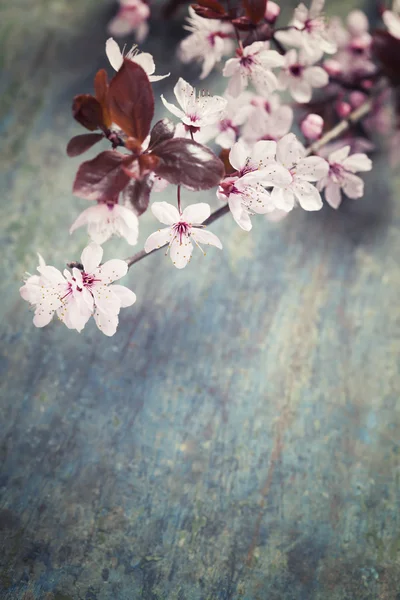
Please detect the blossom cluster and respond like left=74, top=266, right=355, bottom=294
left=20, top=0, right=400, bottom=336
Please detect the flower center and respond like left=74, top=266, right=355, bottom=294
left=173, top=221, right=191, bottom=244
left=290, top=64, right=304, bottom=77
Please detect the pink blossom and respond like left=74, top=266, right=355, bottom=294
left=217, top=140, right=292, bottom=230
left=327, top=11, right=375, bottom=78
left=108, top=0, right=150, bottom=42
left=271, top=133, right=329, bottom=212
left=105, top=38, right=169, bottom=82
left=161, top=78, right=227, bottom=138
left=144, top=202, right=222, bottom=269
left=278, top=49, right=328, bottom=103
left=301, top=113, right=324, bottom=140
left=317, top=145, right=372, bottom=208
left=275, top=0, right=336, bottom=62
left=223, top=41, right=284, bottom=97
left=70, top=203, right=139, bottom=246
left=265, top=1, right=280, bottom=24
left=180, top=7, right=235, bottom=79
left=383, top=0, right=400, bottom=40
left=197, top=92, right=254, bottom=149
left=20, top=244, right=136, bottom=336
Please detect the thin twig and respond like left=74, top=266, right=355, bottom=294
left=126, top=97, right=374, bottom=269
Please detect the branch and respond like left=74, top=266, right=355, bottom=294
left=125, top=96, right=374, bottom=269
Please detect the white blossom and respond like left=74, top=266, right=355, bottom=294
left=222, top=41, right=284, bottom=97
left=179, top=7, right=235, bottom=79
left=278, top=49, right=328, bottom=103
left=70, top=203, right=139, bottom=246
left=20, top=244, right=136, bottom=336
left=271, top=133, right=329, bottom=212
left=108, top=0, right=150, bottom=42
left=217, top=140, right=292, bottom=231
left=106, top=38, right=169, bottom=82
left=144, top=202, right=222, bottom=269
left=317, top=145, right=372, bottom=208
left=242, top=94, right=293, bottom=143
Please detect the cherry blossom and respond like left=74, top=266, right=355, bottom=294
left=278, top=49, right=328, bottom=103
left=108, top=0, right=150, bottom=42
left=222, top=41, right=284, bottom=97
left=197, top=92, right=254, bottom=149
left=242, top=94, right=293, bottom=143
left=161, top=78, right=227, bottom=138
left=317, top=145, right=372, bottom=209
left=20, top=244, right=136, bottom=336
left=275, top=0, right=336, bottom=61
left=105, top=38, right=169, bottom=82
left=144, top=202, right=222, bottom=269
left=70, top=202, right=139, bottom=246
left=327, top=11, right=374, bottom=78
left=217, top=140, right=292, bottom=230
left=383, top=0, right=400, bottom=39
left=180, top=7, right=235, bottom=80
left=271, top=133, right=329, bottom=212
left=301, top=113, right=324, bottom=140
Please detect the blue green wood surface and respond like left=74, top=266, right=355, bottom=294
left=1, top=1, right=400, bottom=599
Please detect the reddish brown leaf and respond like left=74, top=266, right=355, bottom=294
left=108, top=59, right=154, bottom=142
left=148, top=119, right=176, bottom=150
left=243, top=0, right=267, bottom=24
left=196, top=0, right=225, bottom=12
left=67, top=133, right=104, bottom=157
left=72, top=94, right=105, bottom=131
left=231, top=16, right=252, bottom=30
left=94, top=69, right=112, bottom=129
left=219, top=148, right=236, bottom=175
left=73, top=150, right=132, bottom=201
left=192, top=1, right=227, bottom=18
left=122, top=175, right=153, bottom=216
left=153, top=138, right=225, bottom=191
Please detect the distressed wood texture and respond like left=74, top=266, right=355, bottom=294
left=1, top=1, right=400, bottom=599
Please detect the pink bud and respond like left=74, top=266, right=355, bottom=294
left=349, top=91, right=367, bottom=108
left=323, top=59, right=342, bottom=77
left=336, top=101, right=352, bottom=118
left=265, top=1, right=280, bottom=23
left=301, top=114, right=324, bottom=140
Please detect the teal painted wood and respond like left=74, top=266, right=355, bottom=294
left=1, top=2, right=400, bottom=599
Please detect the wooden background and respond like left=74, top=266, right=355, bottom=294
left=1, top=1, right=400, bottom=598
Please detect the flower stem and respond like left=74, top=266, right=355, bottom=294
left=126, top=96, right=374, bottom=269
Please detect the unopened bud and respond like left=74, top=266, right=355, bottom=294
left=336, top=101, right=352, bottom=118
left=301, top=113, right=324, bottom=140
left=265, top=1, right=280, bottom=24
left=349, top=91, right=367, bottom=108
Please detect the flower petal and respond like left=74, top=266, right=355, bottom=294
left=271, top=186, right=295, bottom=211
left=276, top=133, right=305, bottom=168
left=81, top=242, right=103, bottom=273
left=144, top=227, right=173, bottom=253
left=229, top=196, right=252, bottom=231
left=151, top=201, right=180, bottom=225
left=291, top=180, right=323, bottom=211
left=342, top=153, right=372, bottom=173
left=96, top=259, right=128, bottom=283
left=229, top=139, right=249, bottom=171
left=111, top=284, right=137, bottom=307
left=94, top=307, right=119, bottom=336
left=295, top=156, right=329, bottom=181
left=191, top=228, right=223, bottom=249
left=174, top=77, right=194, bottom=113
left=106, top=37, right=123, bottom=71
left=181, top=202, right=210, bottom=224
left=161, top=95, right=185, bottom=120
left=342, top=173, right=364, bottom=198
left=169, top=235, right=193, bottom=268
left=324, top=181, right=342, bottom=208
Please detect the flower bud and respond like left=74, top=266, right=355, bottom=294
left=323, top=59, right=342, bottom=77
left=336, top=101, right=352, bottom=118
left=265, top=1, right=280, bottom=24
left=349, top=91, right=367, bottom=108
left=301, top=113, right=324, bottom=140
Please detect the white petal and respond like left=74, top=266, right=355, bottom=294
left=342, top=153, right=372, bottom=173
left=144, top=227, right=173, bottom=253
left=223, top=57, right=240, bottom=77
left=328, top=145, right=350, bottom=164
left=169, top=235, right=193, bottom=268
left=151, top=201, right=180, bottom=225
left=325, top=181, right=342, bottom=208
left=95, top=259, right=128, bottom=283
left=94, top=308, right=119, bottom=336
left=229, top=140, right=249, bottom=171
left=250, top=140, right=277, bottom=167
left=111, top=284, right=137, bottom=308
left=276, top=133, right=305, bottom=168
left=271, top=186, right=295, bottom=211
left=174, top=78, right=194, bottom=113
left=229, top=197, right=252, bottom=231
left=161, top=95, right=185, bottom=120
left=81, top=243, right=103, bottom=273
left=106, top=38, right=123, bottom=71
left=303, top=66, right=329, bottom=88
left=289, top=78, right=312, bottom=103
left=191, top=228, right=223, bottom=249
left=149, top=73, right=170, bottom=82
left=132, top=51, right=155, bottom=75
left=291, top=180, right=323, bottom=211
left=256, top=164, right=292, bottom=187
left=342, top=173, right=364, bottom=198
left=383, top=10, right=400, bottom=39
left=295, top=156, right=329, bottom=182
left=181, top=202, right=210, bottom=224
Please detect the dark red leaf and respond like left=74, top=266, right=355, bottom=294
left=196, top=0, right=225, bottom=12
left=122, top=175, right=153, bottom=216
left=73, top=150, right=132, bottom=201
left=192, top=3, right=227, bottom=18
left=231, top=16, right=253, bottom=30
left=371, top=30, right=400, bottom=86
left=219, top=149, right=236, bottom=175
left=108, top=59, right=154, bottom=142
left=243, top=0, right=267, bottom=24
left=94, top=69, right=112, bottom=128
left=148, top=119, right=176, bottom=150
left=72, top=94, right=105, bottom=131
left=153, top=138, right=225, bottom=191
left=67, top=133, right=104, bottom=157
